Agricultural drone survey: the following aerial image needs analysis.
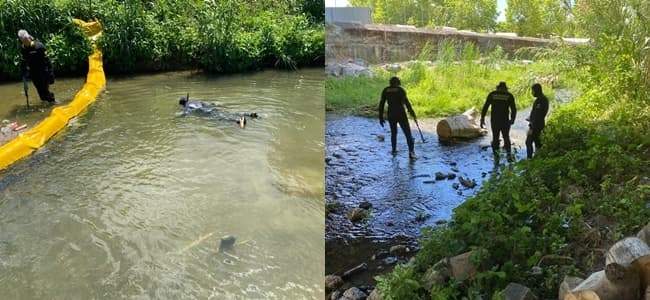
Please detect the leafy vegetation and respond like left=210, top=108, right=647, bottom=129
left=0, top=0, right=324, bottom=80
left=376, top=0, right=650, bottom=298
left=350, top=0, right=498, bottom=31
left=347, top=0, right=614, bottom=38
left=326, top=41, right=574, bottom=117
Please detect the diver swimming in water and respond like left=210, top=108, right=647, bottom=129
left=178, top=94, right=258, bottom=128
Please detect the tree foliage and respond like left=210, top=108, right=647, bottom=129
left=503, top=0, right=575, bottom=37
left=349, top=0, right=498, bottom=32
left=0, top=0, right=324, bottom=79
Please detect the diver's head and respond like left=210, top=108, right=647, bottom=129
left=179, top=96, right=188, bottom=107
left=249, top=112, right=258, bottom=118
left=532, top=83, right=543, bottom=97
left=389, top=76, right=401, bottom=87
left=17, top=29, right=32, bottom=47
left=496, top=81, right=508, bottom=92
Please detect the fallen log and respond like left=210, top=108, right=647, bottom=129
left=436, top=108, right=487, bottom=140
left=564, top=237, right=650, bottom=300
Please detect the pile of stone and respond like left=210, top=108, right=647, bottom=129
left=326, top=59, right=373, bottom=77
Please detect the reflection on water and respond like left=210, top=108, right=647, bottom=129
left=0, top=69, right=324, bottom=299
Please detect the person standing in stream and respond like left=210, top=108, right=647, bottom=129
left=379, top=76, right=417, bottom=159
left=525, top=83, right=549, bottom=159
left=481, top=81, right=517, bottom=158
left=18, top=29, right=56, bottom=103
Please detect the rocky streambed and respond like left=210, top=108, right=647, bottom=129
left=324, top=110, right=534, bottom=299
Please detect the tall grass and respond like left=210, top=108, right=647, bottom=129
left=0, top=0, right=324, bottom=80
left=326, top=41, right=570, bottom=117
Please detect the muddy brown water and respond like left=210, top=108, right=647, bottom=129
left=0, top=69, right=324, bottom=299
left=325, top=89, right=575, bottom=290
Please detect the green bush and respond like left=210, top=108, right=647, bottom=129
left=0, top=0, right=324, bottom=79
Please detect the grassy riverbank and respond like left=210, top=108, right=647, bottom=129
left=326, top=44, right=577, bottom=118
left=0, top=0, right=323, bottom=80
left=376, top=2, right=650, bottom=298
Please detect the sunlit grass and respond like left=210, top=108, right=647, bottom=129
left=326, top=59, right=570, bottom=118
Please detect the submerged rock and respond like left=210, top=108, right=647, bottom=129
left=358, top=201, right=372, bottom=210
left=435, top=172, right=447, bottom=180
left=219, top=235, right=236, bottom=252
left=341, top=287, right=367, bottom=300
left=459, top=177, right=477, bottom=188
left=347, top=208, right=369, bottom=222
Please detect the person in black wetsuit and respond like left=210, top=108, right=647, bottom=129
left=178, top=95, right=258, bottom=128
left=481, top=82, right=517, bottom=157
left=525, top=83, right=549, bottom=159
left=378, top=77, right=417, bottom=159
left=18, top=30, right=56, bottom=103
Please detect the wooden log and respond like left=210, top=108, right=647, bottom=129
left=565, top=237, right=650, bottom=300
left=606, top=237, right=650, bottom=289
left=564, top=270, right=639, bottom=300
left=436, top=108, right=487, bottom=140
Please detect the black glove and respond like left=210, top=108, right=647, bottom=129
left=510, top=119, right=515, bottom=125
left=480, top=118, right=485, bottom=129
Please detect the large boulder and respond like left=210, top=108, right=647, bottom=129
left=449, top=251, right=477, bottom=281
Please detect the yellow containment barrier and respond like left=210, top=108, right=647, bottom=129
left=0, top=19, right=106, bottom=170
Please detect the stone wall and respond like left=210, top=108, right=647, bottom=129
left=327, top=23, right=589, bottom=64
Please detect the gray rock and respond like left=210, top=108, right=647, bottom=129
left=341, top=287, right=367, bottom=300
left=503, top=282, right=537, bottom=300
left=367, top=288, right=382, bottom=300
left=435, top=172, right=447, bottom=180
left=446, top=173, right=456, bottom=180
left=459, top=177, right=476, bottom=188
left=330, top=290, right=342, bottom=300
left=325, top=274, right=344, bottom=292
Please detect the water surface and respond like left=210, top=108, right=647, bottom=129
left=0, top=69, right=325, bottom=299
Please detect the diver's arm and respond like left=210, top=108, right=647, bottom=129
left=403, top=89, right=416, bottom=120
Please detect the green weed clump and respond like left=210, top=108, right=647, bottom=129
left=0, top=0, right=324, bottom=79
left=326, top=42, right=569, bottom=117
left=375, top=1, right=650, bottom=298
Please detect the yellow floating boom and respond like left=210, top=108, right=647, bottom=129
left=0, top=19, right=106, bottom=170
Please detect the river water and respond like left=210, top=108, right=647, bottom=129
left=0, top=69, right=324, bottom=299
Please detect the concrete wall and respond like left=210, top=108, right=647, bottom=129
left=325, top=7, right=372, bottom=24
left=327, top=23, right=588, bottom=64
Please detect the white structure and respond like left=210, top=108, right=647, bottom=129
left=325, top=7, right=372, bottom=24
